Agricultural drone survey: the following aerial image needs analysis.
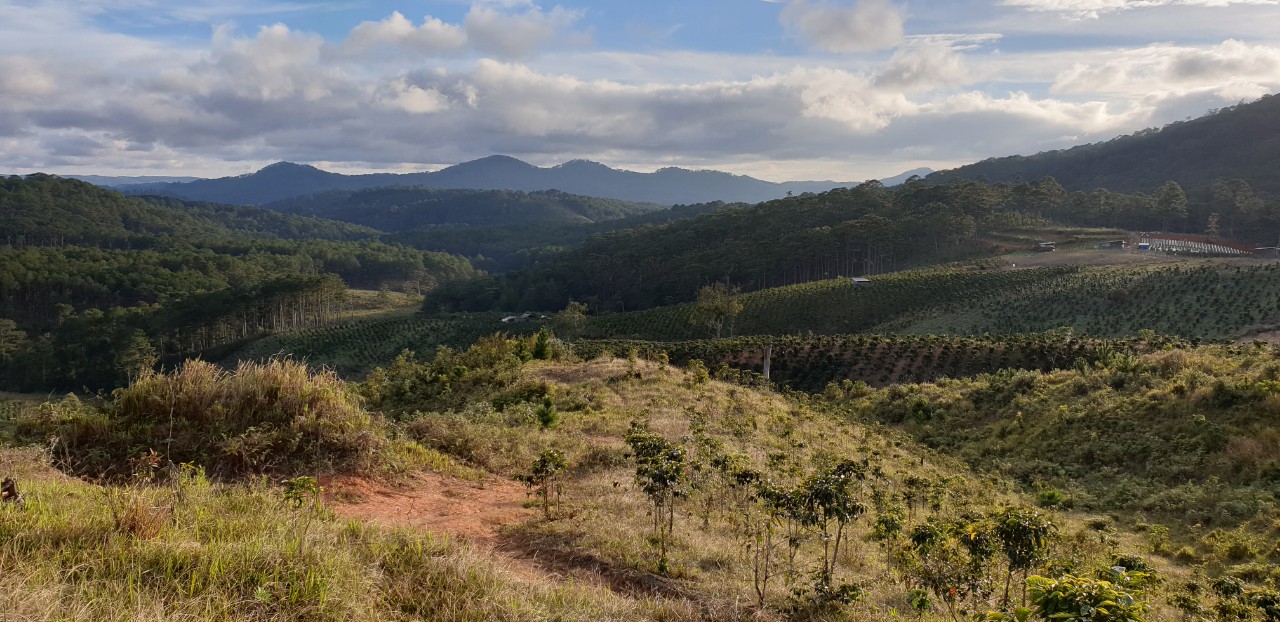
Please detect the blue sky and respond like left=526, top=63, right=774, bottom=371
left=3, top=0, right=1280, bottom=181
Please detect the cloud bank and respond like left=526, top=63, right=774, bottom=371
left=1, top=0, right=1278, bottom=180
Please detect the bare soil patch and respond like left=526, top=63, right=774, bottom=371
left=322, top=471, right=533, bottom=543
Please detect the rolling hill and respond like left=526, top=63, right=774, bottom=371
left=262, top=186, right=665, bottom=230
left=927, top=93, right=1280, bottom=195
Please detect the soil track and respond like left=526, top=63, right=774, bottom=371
left=322, top=472, right=533, bottom=543
left=322, top=472, right=686, bottom=596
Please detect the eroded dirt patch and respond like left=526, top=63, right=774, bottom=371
left=322, top=472, right=534, bottom=543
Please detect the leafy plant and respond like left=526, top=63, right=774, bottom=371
left=517, top=449, right=567, bottom=519
left=1024, top=574, right=1148, bottom=622
left=995, top=507, right=1056, bottom=607
left=625, top=422, right=687, bottom=574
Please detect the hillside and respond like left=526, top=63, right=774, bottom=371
left=386, top=201, right=730, bottom=273
left=927, top=93, right=1280, bottom=195
left=577, top=257, right=1280, bottom=343
left=0, top=174, right=479, bottom=392
left=124, top=157, right=861, bottom=206
left=230, top=251, right=1280, bottom=386
left=426, top=181, right=1032, bottom=313
left=263, top=186, right=665, bottom=230
left=1, top=173, right=376, bottom=246
left=12, top=335, right=1279, bottom=620
left=423, top=172, right=1240, bottom=315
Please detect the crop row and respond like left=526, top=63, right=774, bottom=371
left=574, top=333, right=1138, bottom=392
left=583, top=266, right=1080, bottom=341
left=887, top=262, right=1280, bottom=339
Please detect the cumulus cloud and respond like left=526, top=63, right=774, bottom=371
left=464, top=4, right=585, bottom=59
left=1053, top=40, right=1280, bottom=96
left=0, top=57, right=57, bottom=98
left=376, top=79, right=451, bottom=114
left=344, top=12, right=467, bottom=55
left=875, top=43, right=971, bottom=91
left=2, top=1, right=1276, bottom=182
left=335, top=4, right=584, bottom=60
left=780, top=0, right=905, bottom=53
left=1001, top=0, right=1279, bottom=20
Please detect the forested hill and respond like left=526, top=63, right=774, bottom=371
left=426, top=172, right=1274, bottom=314
left=427, top=180, right=1003, bottom=313
left=0, top=175, right=480, bottom=392
left=927, top=93, right=1280, bottom=194
left=263, top=186, right=664, bottom=230
left=124, top=156, right=860, bottom=205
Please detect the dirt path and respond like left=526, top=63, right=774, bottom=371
left=322, top=472, right=534, bottom=543
left=321, top=471, right=680, bottom=596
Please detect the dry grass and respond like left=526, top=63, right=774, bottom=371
left=0, top=447, right=697, bottom=622
left=21, top=359, right=393, bottom=477
left=3, top=352, right=1258, bottom=620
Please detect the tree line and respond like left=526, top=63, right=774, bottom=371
left=428, top=173, right=1280, bottom=315
left=0, top=175, right=483, bottom=391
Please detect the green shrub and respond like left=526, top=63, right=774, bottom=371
left=1036, top=488, right=1071, bottom=509
left=536, top=396, right=559, bottom=429
left=20, top=359, right=388, bottom=477
left=1024, top=574, right=1148, bottom=622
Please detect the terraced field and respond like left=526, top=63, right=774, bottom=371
left=583, top=265, right=1081, bottom=340
left=585, top=258, right=1280, bottom=342
left=573, top=333, right=1144, bottom=392
left=884, top=260, right=1280, bottom=338
left=225, top=257, right=1280, bottom=380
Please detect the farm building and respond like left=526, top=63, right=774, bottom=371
left=500, top=312, right=547, bottom=324
left=851, top=277, right=871, bottom=288
left=1035, top=242, right=1056, bottom=252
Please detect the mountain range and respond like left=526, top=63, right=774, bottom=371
left=118, top=157, right=930, bottom=206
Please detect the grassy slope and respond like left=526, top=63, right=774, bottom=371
left=573, top=333, right=1128, bottom=391
left=5, top=347, right=1277, bottom=619
left=0, top=447, right=671, bottom=622
left=855, top=345, right=1280, bottom=531
left=383, top=355, right=1175, bottom=619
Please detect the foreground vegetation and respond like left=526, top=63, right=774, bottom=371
left=3, top=333, right=1280, bottom=619
left=0, top=447, right=668, bottom=621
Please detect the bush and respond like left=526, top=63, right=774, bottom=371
left=21, top=359, right=389, bottom=477
left=1036, top=488, right=1072, bottom=509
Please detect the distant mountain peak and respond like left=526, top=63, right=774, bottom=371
left=460, top=155, right=533, bottom=167
left=556, top=159, right=611, bottom=170
left=126, top=154, right=864, bottom=206
left=258, top=161, right=318, bottom=172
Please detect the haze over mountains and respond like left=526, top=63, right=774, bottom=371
left=117, top=157, right=928, bottom=206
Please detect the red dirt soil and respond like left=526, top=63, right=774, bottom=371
left=321, top=472, right=534, bottom=543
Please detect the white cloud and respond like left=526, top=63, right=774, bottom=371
left=0, top=57, right=57, bottom=98
left=780, top=0, right=905, bottom=53
left=1052, top=40, right=1280, bottom=96
left=2, top=1, right=1278, bottom=183
left=1001, top=0, right=1279, bottom=20
left=376, top=79, right=451, bottom=114
left=875, top=42, right=971, bottom=91
left=463, top=4, right=585, bottom=59
left=344, top=12, right=468, bottom=55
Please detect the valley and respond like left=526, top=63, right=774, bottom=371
left=5, top=75, right=1280, bottom=622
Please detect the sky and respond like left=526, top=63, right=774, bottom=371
left=2, top=0, right=1280, bottom=182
